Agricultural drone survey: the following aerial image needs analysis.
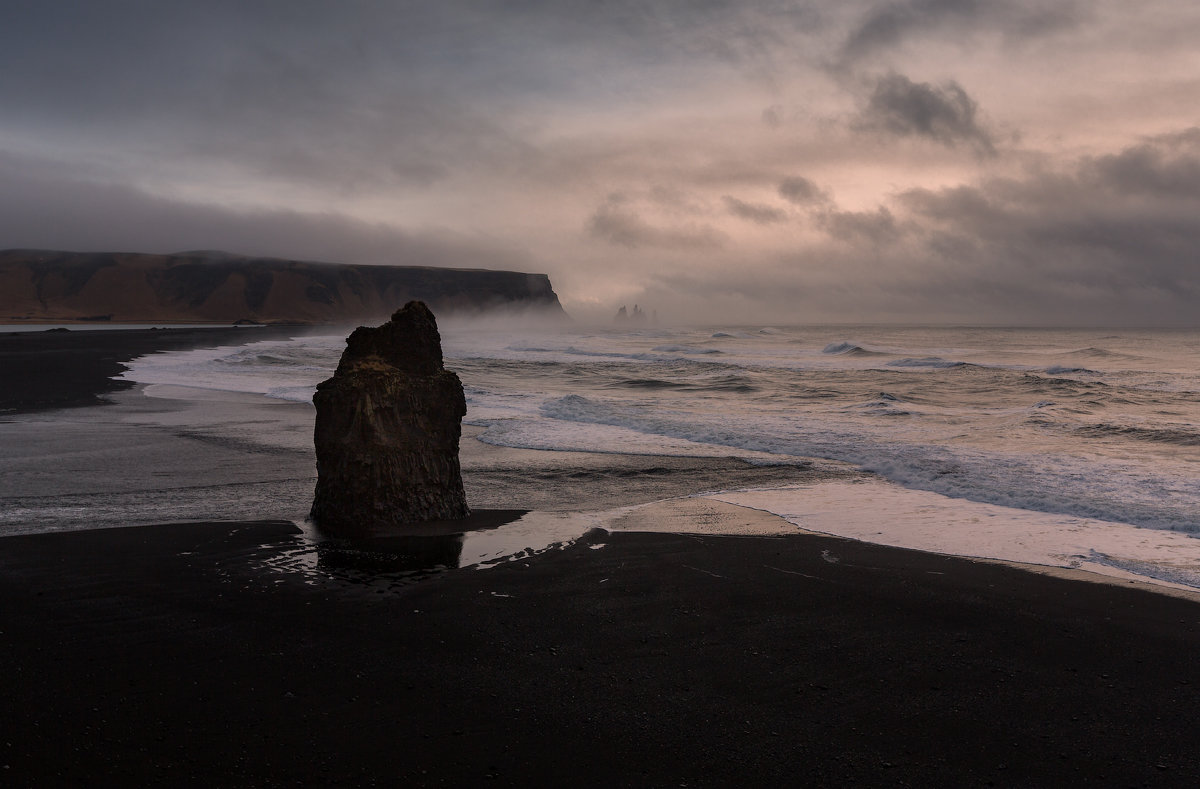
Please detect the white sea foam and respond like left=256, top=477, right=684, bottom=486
left=707, top=480, right=1200, bottom=592
left=117, top=324, right=1200, bottom=561
left=119, top=335, right=343, bottom=402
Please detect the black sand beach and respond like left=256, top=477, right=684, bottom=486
left=0, top=325, right=304, bottom=414
left=4, top=520, right=1200, bottom=786
left=4, top=328, right=1200, bottom=786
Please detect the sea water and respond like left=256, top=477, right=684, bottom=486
left=10, top=323, right=1200, bottom=589
left=121, top=324, right=1200, bottom=527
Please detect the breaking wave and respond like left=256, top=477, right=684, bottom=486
left=1044, top=365, right=1100, bottom=376
left=1074, top=422, right=1200, bottom=447
left=822, top=341, right=888, bottom=357
left=886, top=357, right=967, bottom=369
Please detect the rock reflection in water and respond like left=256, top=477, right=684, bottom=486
left=310, top=509, right=527, bottom=581
left=316, top=533, right=465, bottom=575
left=259, top=510, right=592, bottom=591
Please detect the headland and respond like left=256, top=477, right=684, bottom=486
left=0, top=248, right=567, bottom=325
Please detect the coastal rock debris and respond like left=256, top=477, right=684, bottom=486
left=310, top=301, right=470, bottom=532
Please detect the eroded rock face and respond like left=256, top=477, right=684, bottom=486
left=310, top=301, right=470, bottom=532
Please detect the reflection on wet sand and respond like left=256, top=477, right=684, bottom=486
left=259, top=510, right=531, bottom=589
left=315, top=533, right=466, bottom=575
left=259, top=500, right=803, bottom=591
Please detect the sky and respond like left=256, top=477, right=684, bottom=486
left=2, top=1, right=1199, bottom=325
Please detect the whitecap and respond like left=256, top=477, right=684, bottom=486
left=886, top=357, right=965, bottom=369
left=1045, top=365, right=1099, bottom=376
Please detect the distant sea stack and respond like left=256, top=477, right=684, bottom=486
left=0, top=249, right=567, bottom=324
left=614, top=304, right=655, bottom=325
left=310, top=301, right=470, bottom=533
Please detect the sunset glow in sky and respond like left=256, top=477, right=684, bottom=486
left=3, top=1, right=1199, bottom=324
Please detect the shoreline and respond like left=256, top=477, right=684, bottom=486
left=0, top=324, right=306, bottom=413
left=6, top=327, right=1200, bottom=600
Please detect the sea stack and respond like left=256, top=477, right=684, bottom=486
left=310, top=301, right=470, bottom=532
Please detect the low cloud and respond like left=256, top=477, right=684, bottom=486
left=778, top=176, right=832, bottom=206
left=0, top=150, right=527, bottom=270
left=886, top=128, right=1200, bottom=317
left=621, top=128, right=1200, bottom=325
left=853, top=72, right=995, bottom=153
left=816, top=206, right=902, bottom=246
left=1083, top=128, right=1200, bottom=198
left=723, top=196, right=788, bottom=224
left=587, top=198, right=726, bottom=250
left=841, top=0, right=1086, bottom=63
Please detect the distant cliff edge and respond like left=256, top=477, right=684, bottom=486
left=0, top=249, right=568, bottom=324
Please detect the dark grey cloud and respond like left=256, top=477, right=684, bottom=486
left=1084, top=129, right=1200, bottom=198
left=723, top=196, right=788, bottom=224
left=888, top=128, right=1200, bottom=318
left=778, top=176, right=832, bottom=205
left=0, top=150, right=527, bottom=270
left=0, top=1, right=558, bottom=192
left=816, top=206, right=902, bottom=245
left=587, top=198, right=726, bottom=250
left=0, top=1, right=842, bottom=199
left=853, top=72, right=994, bottom=152
left=0, top=4, right=818, bottom=128
left=841, top=0, right=1085, bottom=63
left=631, top=128, right=1200, bottom=325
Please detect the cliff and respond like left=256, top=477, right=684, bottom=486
left=0, top=249, right=567, bottom=324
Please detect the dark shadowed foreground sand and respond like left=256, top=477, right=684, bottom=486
left=4, top=519, right=1200, bottom=786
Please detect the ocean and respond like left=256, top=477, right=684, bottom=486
left=5, top=322, right=1200, bottom=591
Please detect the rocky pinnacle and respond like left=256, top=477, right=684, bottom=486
left=310, top=301, right=470, bottom=532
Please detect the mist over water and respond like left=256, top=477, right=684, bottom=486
left=119, top=322, right=1200, bottom=535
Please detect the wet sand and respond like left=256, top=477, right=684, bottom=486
left=4, top=516, right=1200, bottom=786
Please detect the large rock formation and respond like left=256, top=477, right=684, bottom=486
left=0, top=249, right=567, bottom=324
left=310, top=301, right=470, bottom=533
